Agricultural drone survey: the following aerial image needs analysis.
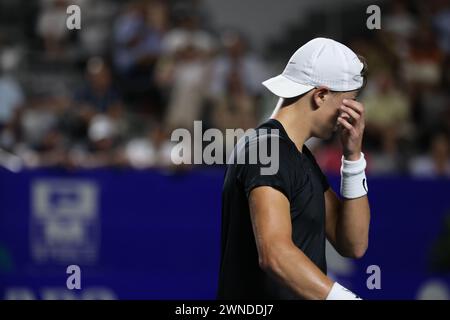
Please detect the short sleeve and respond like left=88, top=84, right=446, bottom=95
left=236, top=136, right=294, bottom=201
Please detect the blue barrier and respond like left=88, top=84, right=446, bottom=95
left=0, top=167, right=449, bottom=299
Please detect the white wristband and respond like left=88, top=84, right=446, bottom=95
left=340, top=152, right=368, bottom=199
left=326, top=282, right=362, bottom=300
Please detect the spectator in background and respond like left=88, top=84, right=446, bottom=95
left=66, top=56, right=130, bottom=168
left=442, top=61, right=450, bottom=137
left=402, top=22, right=447, bottom=152
left=210, top=66, right=258, bottom=132
left=210, top=31, right=267, bottom=98
left=15, top=93, right=70, bottom=168
left=0, top=72, right=24, bottom=131
left=37, top=0, right=81, bottom=59
left=113, top=0, right=167, bottom=116
left=208, top=31, right=268, bottom=131
left=384, top=0, right=416, bottom=37
left=78, top=0, right=118, bottom=57
left=114, top=1, right=165, bottom=73
left=411, top=75, right=449, bottom=149
left=430, top=0, right=450, bottom=55
left=157, top=8, right=216, bottom=130
left=124, top=125, right=175, bottom=169
left=88, top=115, right=117, bottom=150
left=61, top=57, right=124, bottom=151
left=410, top=132, right=450, bottom=177
left=75, top=57, right=122, bottom=114
left=382, top=0, right=417, bottom=58
left=0, top=38, right=26, bottom=170
left=403, top=23, right=444, bottom=89
left=68, top=114, right=125, bottom=168
left=0, top=65, right=24, bottom=170
left=362, top=71, right=411, bottom=174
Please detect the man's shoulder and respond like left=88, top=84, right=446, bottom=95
left=231, top=128, right=294, bottom=165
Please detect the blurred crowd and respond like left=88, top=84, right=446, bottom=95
left=0, top=0, right=268, bottom=171
left=0, top=0, right=449, bottom=176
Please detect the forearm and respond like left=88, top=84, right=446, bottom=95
left=260, top=241, right=333, bottom=300
left=334, top=146, right=371, bottom=257
left=336, top=195, right=370, bottom=258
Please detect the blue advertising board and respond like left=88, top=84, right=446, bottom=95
left=0, top=167, right=449, bottom=299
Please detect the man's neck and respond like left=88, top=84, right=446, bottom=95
left=271, top=104, right=312, bottom=153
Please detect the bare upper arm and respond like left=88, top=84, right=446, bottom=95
left=248, top=186, right=293, bottom=260
left=249, top=186, right=335, bottom=299
left=249, top=186, right=343, bottom=259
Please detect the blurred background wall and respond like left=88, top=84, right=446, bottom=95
left=0, top=0, right=450, bottom=299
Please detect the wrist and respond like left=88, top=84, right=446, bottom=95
left=343, top=151, right=362, bottom=161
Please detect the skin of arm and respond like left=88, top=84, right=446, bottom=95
left=325, top=189, right=370, bottom=258
left=327, top=98, right=371, bottom=258
left=249, top=186, right=334, bottom=300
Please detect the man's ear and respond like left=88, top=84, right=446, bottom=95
left=312, top=86, right=330, bottom=109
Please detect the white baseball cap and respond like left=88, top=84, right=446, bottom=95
left=262, top=37, right=364, bottom=98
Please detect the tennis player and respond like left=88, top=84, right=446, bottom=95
left=218, top=38, right=371, bottom=300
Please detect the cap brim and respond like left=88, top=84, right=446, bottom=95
left=262, top=75, right=314, bottom=98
